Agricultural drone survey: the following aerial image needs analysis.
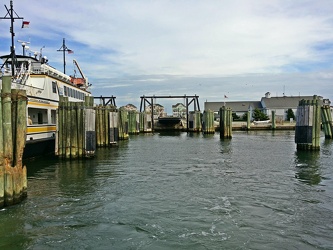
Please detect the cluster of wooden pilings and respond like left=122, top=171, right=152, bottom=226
left=139, top=112, right=152, bottom=133
left=56, top=96, right=96, bottom=158
left=128, top=110, right=139, bottom=134
left=95, top=104, right=118, bottom=146
left=0, top=75, right=27, bottom=208
left=118, top=108, right=129, bottom=140
left=219, top=106, right=232, bottom=138
left=295, top=96, right=321, bottom=150
left=188, top=111, right=202, bottom=132
left=321, top=105, right=333, bottom=139
left=202, top=110, right=215, bottom=134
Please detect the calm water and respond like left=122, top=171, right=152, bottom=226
left=1, top=131, right=333, bottom=250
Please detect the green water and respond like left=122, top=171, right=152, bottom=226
left=1, top=131, right=333, bottom=249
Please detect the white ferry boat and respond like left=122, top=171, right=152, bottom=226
left=1, top=55, right=92, bottom=158
left=0, top=1, right=92, bottom=158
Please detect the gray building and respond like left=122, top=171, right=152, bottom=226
left=205, top=101, right=262, bottom=120
left=205, top=92, right=328, bottom=121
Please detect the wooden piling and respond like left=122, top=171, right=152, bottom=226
left=56, top=96, right=96, bottom=158
left=0, top=75, right=28, bottom=208
left=118, top=108, right=129, bottom=140
left=109, top=111, right=119, bottom=144
left=271, top=111, right=276, bottom=130
left=139, top=112, right=152, bottom=133
left=0, top=75, right=3, bottom=208
left=188, top=111, right=202, bottom=132
left=202, top=109, right=215, bottom=134
left=128, top=111, right=139, bottom=135
left=77, top=102, right=84, bottom=157
left=295, top=96, right=321, bottom=150
left=321, top=105, right=333, bottom=139
left=219, top=106, right=232, bottom=138
left=2, top=76, right=13, bottom=165
left=246, top=110, right=251, bottom=130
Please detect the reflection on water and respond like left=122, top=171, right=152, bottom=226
left=294, top=150, right=321, bottom=185
left=1, top=131, right=333, bottom=249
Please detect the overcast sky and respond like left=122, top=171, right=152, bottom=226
left=1, top=0, right=333, bottom=112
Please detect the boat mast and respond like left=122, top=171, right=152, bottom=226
left=0, top=0, right=24, bottom=76
left=57, top=38, right=73, bottom=74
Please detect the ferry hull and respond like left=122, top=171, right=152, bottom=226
left=158, top=117, right=181, bottom=126
left=23, top=137, right=55, bottom=159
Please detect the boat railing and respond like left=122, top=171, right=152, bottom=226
left=13, top=63, right=30, bottom=85
left=29, top=63, right=71, bottom=84
left=40, top=64, right=71, bottom=82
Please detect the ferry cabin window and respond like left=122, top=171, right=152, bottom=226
left=52, top=81, right=57, bottom=93
left=28, top=108, right=48, bottom=124
left=51, top=110, right=56, bottom=124
left=64, top=86, right=68, bottom=96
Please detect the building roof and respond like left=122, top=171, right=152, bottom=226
left=261, top=95, right=323, bottom=109
left=204, top=101, right=262, bottom=112
left=172, top=103, right=186, bottom=108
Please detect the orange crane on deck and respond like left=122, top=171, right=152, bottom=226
left=70, top=59, right=89, bottom=90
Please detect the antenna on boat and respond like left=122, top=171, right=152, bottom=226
left=57, top=38, right=73, bottom=74
left=17, top=40, right=30, bottom=56
left=0, top=0, right=24, bottom=76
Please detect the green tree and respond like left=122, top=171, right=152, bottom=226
left=252, top=108, right=269, bottom=121
left=232, top=112, right=240, bottom=121
left=286, top=109, right=295, bottom=121
left=241, top=112, right=248, bottom=121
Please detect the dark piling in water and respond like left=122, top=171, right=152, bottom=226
left=219, top=106, right=232, bottom=138
left=202, top=109, right=215, bottom=134
left=295, top=96, right=321, bottom=150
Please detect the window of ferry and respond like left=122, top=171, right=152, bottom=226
left=64, top=86, right=68, bottom=96
left=51, top=110, right=56, bottom=124
left=52, top=81, right=57, bottom=93
left=28, top=107, right=47, bottom=124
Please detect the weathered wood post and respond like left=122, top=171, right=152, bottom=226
left=202, top=109, right=215, bottom=134
left=321, top=105, right=333, bottom=139
left=56, top=96, right=96, bottom=158
left=0, top=76, right=3, bottom=208
left=219, top=106, right=232, bottom=138
left=271, top=111, right=276, bottom=130
left=295, top=96, right=321, bottom=150
left=128, top=110, right=139, bottom=134
left=109, top=110, right=119, bottom=144
left=118, top=108, right=129, bottom=140
left=77, top=101, right=84, bottom=157
left=188, top=111, right=202, bottom=132
left=246, top=110, right=251, bottom=130
left=0, top=75, right=27, bottom=208
left=139, top=112, right=152, bottom=133
left=84, top=96, right=96, bottom=157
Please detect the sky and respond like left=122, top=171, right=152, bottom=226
left=1, top=0, right=333, bottom=113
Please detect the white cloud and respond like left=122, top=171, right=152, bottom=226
left=1, top=0, right=333, bottom=109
